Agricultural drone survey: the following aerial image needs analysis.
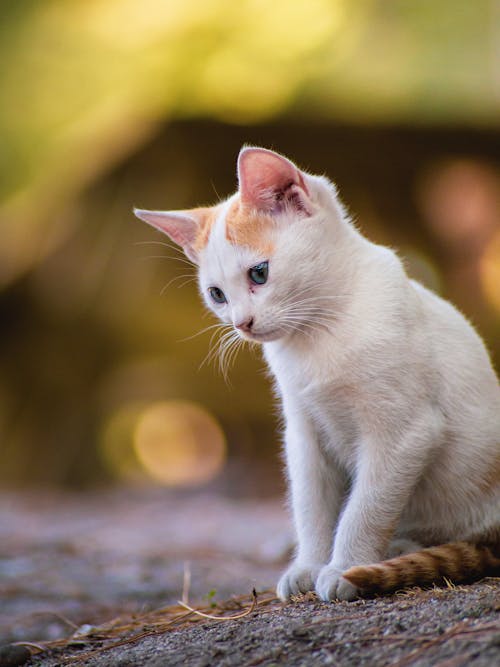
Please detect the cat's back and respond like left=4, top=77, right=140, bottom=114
left=410, top=279, right=499, bottom=390
left=409, top=278, right=500, bottom=436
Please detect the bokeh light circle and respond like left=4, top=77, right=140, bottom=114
left=100, top=402, right=147, bottom=483
left=133, top=400, right=226, bottom=486
left=480, top=230, right=500, bottom=314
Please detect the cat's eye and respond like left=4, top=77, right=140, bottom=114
left=248, top=261, right=269, bottom=285
left=208, top=286, right=227, bottom=304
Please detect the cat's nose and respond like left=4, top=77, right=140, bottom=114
left=235, top=317, right=254, bottom=332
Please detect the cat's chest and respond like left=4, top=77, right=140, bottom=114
left=265, top=336, right=356, bottom=398
left=301, top=378, right=361, bottom=467
left=264, top=342, right=362, bottom=464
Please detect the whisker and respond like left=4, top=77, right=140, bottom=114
left=177, top=277, right=198, bottom=289
left=180, top=323, right=230, bottom=343
left=278, top=314, right=337, bottom=336
left=280, top=319, right=331, bottom=334
left=198, top=326, right=234, bottom=371
left=227, top=336, right=245, bottom=370
left=135, top=241, right=178, bottom=247
left=280, top=321, right=316, bottom=340
left=277, top=308, right=339, bottom=323
left=217, top=330, right=242, bottom=383
left=134, top=239, right=193, bottom=259
left=160, top=273, right=197, bottom=294
left=279, top=312, right=335, bottom=323
left=138, top=254, right=197, bottom=268
left=279, top=305, right=340, bottom=316
left=285, top=295, right=351, bottom=305
left=279, top=294, right=351, bottom=311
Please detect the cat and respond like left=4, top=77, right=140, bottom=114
left=134, top=146, right=500, bottom=601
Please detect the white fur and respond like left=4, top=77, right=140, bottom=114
left=138, top=149, right=500, bottom=602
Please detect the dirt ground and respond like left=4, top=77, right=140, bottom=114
left=1, top=489, right=499, bottom=666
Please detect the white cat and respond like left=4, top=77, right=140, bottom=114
left=134, top=147, right=500, bottom=601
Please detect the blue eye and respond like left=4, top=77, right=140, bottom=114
left=209, top=286, right=226, bottom=304
left=248, top=261, right=269, bottom=285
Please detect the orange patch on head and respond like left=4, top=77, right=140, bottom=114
left=225, top=198, right=275, bottom=255
left=192, top=206, right=222, bottom=252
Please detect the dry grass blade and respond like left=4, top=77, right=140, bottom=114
left=12, top=641, right=46, bottom=651
left=177, top=588, right=258, bottom=621
left=182, top=560, right=191, bottom=605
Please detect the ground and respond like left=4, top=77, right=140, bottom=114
left=1, top=489, right=498, bottom=666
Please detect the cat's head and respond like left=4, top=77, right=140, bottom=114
left=134, top=147, right=348, bottom=344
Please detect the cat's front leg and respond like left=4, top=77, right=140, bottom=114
left=277, top=410, right=347, bottom=601
left=316, top=421, right=437, bottom=602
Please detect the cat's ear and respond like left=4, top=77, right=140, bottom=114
left=133, top=208, right=200, bottom=263
left=237, top=147, right=311, bottom=215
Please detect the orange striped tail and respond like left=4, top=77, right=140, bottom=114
left=343, top=541, right=500, bottom=595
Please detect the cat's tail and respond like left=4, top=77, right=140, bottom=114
left=342, top=541, right=500, bottom=595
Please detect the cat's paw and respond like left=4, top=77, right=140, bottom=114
left=276, top=562, right=322, bottom=601
left=315, top=564, right=360, bottom=602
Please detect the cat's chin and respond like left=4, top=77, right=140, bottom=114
left=239, top=329, right=284, bottom=343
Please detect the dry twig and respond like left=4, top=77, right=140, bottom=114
left=177, top=588, right=258, bottom=621
left=181, top=560, right=191, bottom=605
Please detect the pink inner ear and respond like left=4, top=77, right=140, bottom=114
left=133, top=209, right=199, bottom=261
left=237, top=147, right=309, bottom=212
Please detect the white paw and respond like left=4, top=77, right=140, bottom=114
left=276, top=561, right=322, bottom=601
left=315, top=564, right=360, bottom=602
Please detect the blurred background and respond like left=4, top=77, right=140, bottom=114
left=1, top=0, right=499, bottom=495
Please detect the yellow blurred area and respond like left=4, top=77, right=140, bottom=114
left=101, top=403, right=147, bottom=484
left=101, top=401, right=226, bottom=487
left=196, top=0, right=342, bottom=121
left=481, top=230, right=500, bottom=315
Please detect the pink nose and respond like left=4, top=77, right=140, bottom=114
left=235, top=317, right=254, bottom=332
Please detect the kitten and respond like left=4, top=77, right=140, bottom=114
left=134, top=147, right=500, bottom=601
